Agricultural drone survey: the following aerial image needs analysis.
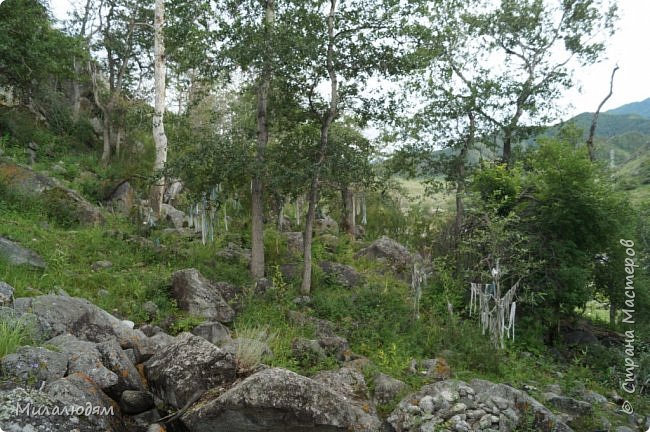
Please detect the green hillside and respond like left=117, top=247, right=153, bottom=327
left=606, top=97, right=650, bottom=118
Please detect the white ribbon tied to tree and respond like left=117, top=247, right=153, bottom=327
left=469, top=260, right=519, bottom=348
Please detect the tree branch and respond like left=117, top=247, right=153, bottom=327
left=586, top=65, right=619, bottom=161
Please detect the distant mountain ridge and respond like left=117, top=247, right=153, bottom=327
left=605, top=97, right=650, bottom=118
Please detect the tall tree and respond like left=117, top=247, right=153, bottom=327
left=250, top=0, right=275, bottom=280
left=87, top=0, right=153, bottom=164
left=300, top=0, right=339, bottom=295
left=150, top=0, right=168, bottom=217
left=473, top=0, right=617, bottom=164
left=293, top=0, right=404, bottom=294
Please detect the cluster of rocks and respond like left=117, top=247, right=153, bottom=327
left=0, top=291, right=382, bottom=432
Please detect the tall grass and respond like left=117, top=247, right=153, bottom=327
left=0, top=309, right=37, bottom=357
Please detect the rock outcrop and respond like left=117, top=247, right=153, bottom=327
left=171, top=268, right=236, bottom=323
left=180, top=367, right=381, bottom=432
left=355, top=236, right=420, bottom=279
left=0, top=159, right=104, bottom=225
left=318, top=261, right=363, bottom=288
left=144, top=332, right=237, bottom=410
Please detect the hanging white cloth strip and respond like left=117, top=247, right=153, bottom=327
left=469, top=280, right=519, bottom=348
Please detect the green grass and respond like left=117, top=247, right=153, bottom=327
left=0, top=310, right=37, bottom=357
left=0, top=142, right=648, bottom=429
left=396, top=177, right=455, bottom=213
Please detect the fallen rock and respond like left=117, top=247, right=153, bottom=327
left=1, top=346, right=68, bottom=388
left=45, top=372, right=125, bottom=431
left=192, top=321, right=232, bottom=346
left=284, top=232, right=304, bottom=256
left=0, top=159, right=104, bottom=225
left=144, top=332, right=236, bottom=409
left=13, top=295, right=151, bottom=350
left=160, top=203, right=186, bottom=228
left=580, top=389, right=608, bottom=405
left=119, top=390, right=154, bottom=415
left=388, top=379, right=573, bottom=432
left=126, top=408, right=162, bottom=432
left=97, top=338, right=147, bottom=398
left=106, top=180, right=135, bottom=215
left=0, top=236, right=46, bottom=269
left=171, top=268, right=235, bottom=323
left=292, top=337, right=326, bottom=365
left=0, top=280, right=14, bottom=305
left=420, top=357, right=452, bottom=380
left=314, top=215, right=339, bottom=235
left=318, top=335, right=351, bottom=361
left=164, top=179, right=183, bottom=204
left=142, top=301, right=159, bottom=319
left=287, top=311, right=336, bottom=337
left=279, top=262, right=301, bottom=281
left=91, top=260, right=113, bottom=271
left=0, top=386, right=123, bottom=432
left=47, top=334, right=119, bottom=391
left=354, top=236, right=416, bottom=278
left=216, top=242, right=252, bottom=266
left=319, top=261, right=363, bottom=288
left=373, top=373, right=409, bottom=405
left=313, top=367, right=381, bottom=430
left=180, top=367, right=380, bottom=432
left=542, top=392, right=593, bottom=419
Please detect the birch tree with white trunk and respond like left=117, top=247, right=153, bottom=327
left=150, top=0, right=168, bottom=217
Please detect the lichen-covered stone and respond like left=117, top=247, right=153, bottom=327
left=171, top=268, right=235, bottom=323
left=181, top=367, right=381, bottom=432
left=144, top=332, right=236, bottom=409
left=1, top=346, right=68, bottom=388
left=47, top=334, right=119, bottom=390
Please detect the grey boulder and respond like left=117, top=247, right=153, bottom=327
left=0, top=346, right=68, bottom=388
left=373, top=373, right=409, bottom=405
left=0, top=280, right=14, bottom=304
left=0, top=237, right=46, bottom=269
left=319, top=261, right=363, bottom=288
left=180, top=367, right=381, bottom=432
left=47, top=334, right=119, bottom=390
left=192, top=321, right=233, bottom=346
left=171, top=268, right=235, bottom=323
left=144, top=332, right=236, bottom=409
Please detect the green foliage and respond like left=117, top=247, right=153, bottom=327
left=0, top=309, right=37, bottom=357
left=169, top=314, right=205, bottom=335
left=0, top=0, right=82, bottom=96
left=471, top=162, right=522, bottom=215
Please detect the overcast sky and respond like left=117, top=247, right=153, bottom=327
left=48, top=0, right=648, bottom=121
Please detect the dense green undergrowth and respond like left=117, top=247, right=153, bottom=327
left=0, top=147, right=648, bottom=426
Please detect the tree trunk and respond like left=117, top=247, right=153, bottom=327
left=455, top=112, right=474, bottom=236
left=250, top=0, right=275, bottom=281
left=340, top=186, right=355, bottom=236
left=150, top=0, right=168, bottom=217
left=609, top=299, right=616, bottom=327
left=72, top=58, right=81, bottom=121
left=301, top=0, right=338, bottom=295
left=587, top=65, right=619, bottom=162
left=101, top=109, right=111, bottom=164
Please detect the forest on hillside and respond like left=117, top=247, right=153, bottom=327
left=0, top=0, right=649, bottom=430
